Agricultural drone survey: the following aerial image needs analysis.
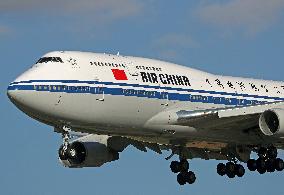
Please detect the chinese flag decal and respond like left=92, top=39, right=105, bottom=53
left=112, top=69, right=128, bottom=80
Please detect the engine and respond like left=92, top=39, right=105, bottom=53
left=259, top=108, right=284, bottom=136
left=59, top=135, right=120, bottom=168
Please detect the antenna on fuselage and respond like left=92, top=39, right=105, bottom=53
left=117, top=51, right=120, bottom=56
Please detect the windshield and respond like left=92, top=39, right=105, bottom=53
left=36, top=57, right=63, bottom=64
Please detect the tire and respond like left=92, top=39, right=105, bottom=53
left=267, top=146, right=277, bottom=159
left=227, top=172, right=236, bottom=178
left=257, top=167, right=266, bottom=174
left=235, top=164, right=245, bottom=177
left=217, top=163, right=226, bottom=176
left=180, top=159, right=189, bottom=172
left=226, top=162, right=236, bottom=178
left=275, top=158, right=284, bottom=171
left=170, top=161, right=181, bottom=173
left=266, top=159, right=276, bottom=172
left=186, top=171, right=196, bottom=184
left=177, top=172, right=187, bottom=185
left=256, top=158, right=266, bottom=174
left=226, top=162, right=235, bottom=173
left=256, top=158, right=266, bottom=170
left=247, top=159, right=257, bottom=171
left=258, top=147, right=267, bottom=158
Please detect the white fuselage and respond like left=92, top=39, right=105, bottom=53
left=7, top=51, right=284, bottom=144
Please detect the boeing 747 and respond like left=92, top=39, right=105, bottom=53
left=7, top=51, right=284, bottom=185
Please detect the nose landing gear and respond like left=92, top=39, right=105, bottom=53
left=58, top=126, right=71, bottom=161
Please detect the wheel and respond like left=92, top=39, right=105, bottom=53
left=227, top=171, right=236, bottom=178
left=275, top=158, right=284, bottom=171
left=266, top=159, right=276, bottom=172
left=217, top=163, right=226, bottom=176
left=180, top=159, right=189, bottom=172
left=247, top=159, right=257, bottom=171
left=257, top=167, right=266, bottom=174
left=258, top=147, right=267, bottom=158
left=58, top=144, right=68, bottom=160
left=235, top=164, right=245, bottom=177
left=256, top=158, right=266, bottom=169
left=226, top=162, right=236, bottom=178
left=186, top=171, right=196, bottom=184
left=177, top=172, right=187, bottom=185
left=256, top=158, right=266, bottom=174
left=170, top=161, right=181, bottom=173
left=267, top=146, right=277, bottom=159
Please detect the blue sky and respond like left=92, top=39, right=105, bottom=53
left=1, top=0, right=284, bottom=194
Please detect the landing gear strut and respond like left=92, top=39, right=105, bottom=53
left=58, top=126, right=71, bottom=161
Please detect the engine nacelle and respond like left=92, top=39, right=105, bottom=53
left=59, top=135, right=119, bottom=168
left=259, top=108, right=284, bottom=136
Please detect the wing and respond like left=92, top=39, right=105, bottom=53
left=148, top=101, right=284, bottom=132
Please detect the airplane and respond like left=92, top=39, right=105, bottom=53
left=7, top=51, right=284, bottom=185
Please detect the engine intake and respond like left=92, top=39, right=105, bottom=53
left=259, top=109, right=284, bottom=136
left=66, top=142, right=87, bottom=165
left=59, top=135, right=119, bottom=168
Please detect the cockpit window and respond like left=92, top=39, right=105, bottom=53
left=36, top=57, right=63, bottom=64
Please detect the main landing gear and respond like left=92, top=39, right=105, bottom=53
left=216, top=146, right=283, bottom=179
left=247, top=146, right=284, bottom=174
left=170, top=159, right=196, bottom=185
left=217, top=162, right=245, bottom=178
left=168, top=147, right=197, bottom=185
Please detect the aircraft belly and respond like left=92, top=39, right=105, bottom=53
left=13, top=90, right=284, bottom=146
left=15, top=91, right=166, bottom=134
left=17, top=91, right=223, bottom=132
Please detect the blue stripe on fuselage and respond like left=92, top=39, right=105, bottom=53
left=8, top=80, right=284, bottom=106
left=8, top=79, right=284, bottom=101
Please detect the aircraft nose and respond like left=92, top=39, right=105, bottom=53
left=7, top=81, right=38, bottom=115
left=7, top=88, right=13, bottom=99
left=7, top=82, right=22, bottom=105
left=7, top=82, right=15, bottom=99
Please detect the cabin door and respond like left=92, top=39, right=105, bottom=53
left=159, top=83, right=169, bottom=107
left=93, top=77, right=105, bottom=102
